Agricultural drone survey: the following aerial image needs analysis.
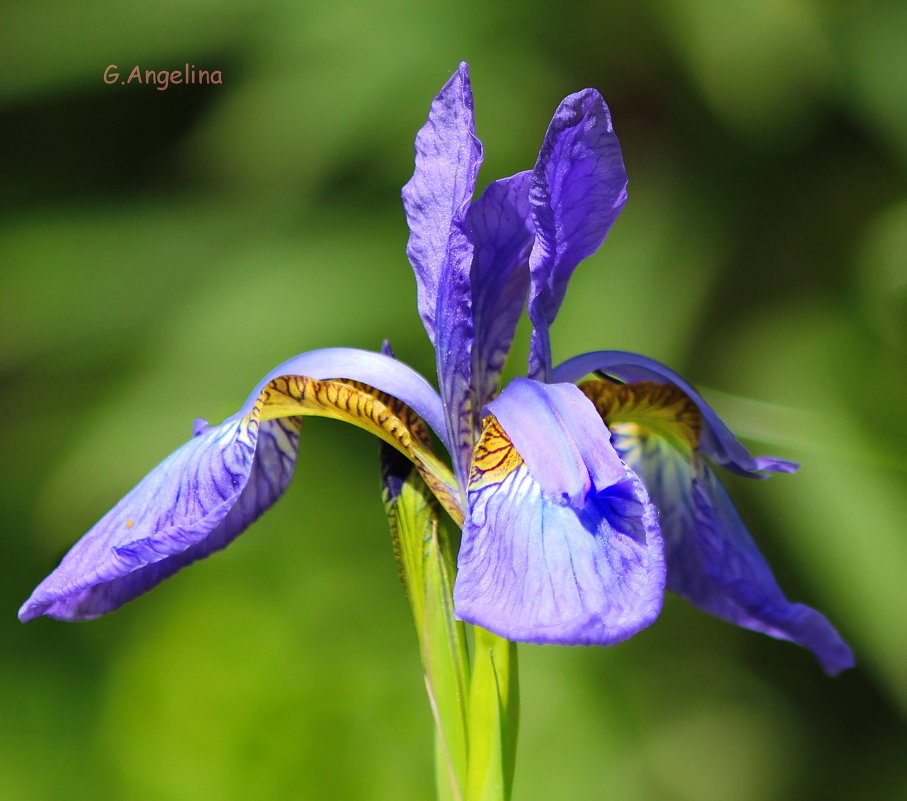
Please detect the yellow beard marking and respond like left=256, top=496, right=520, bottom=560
left=251, top=374, right=462, bottom=524
left=578, top=380, right=702, bottom=455
left=468, top=414, right=523, bottom=490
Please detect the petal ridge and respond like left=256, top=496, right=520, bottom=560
left=229, top=347, right=449, bottom=454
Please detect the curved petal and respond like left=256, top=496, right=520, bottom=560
left=21, top=367, right=461, bottom=622
left=553, top=350, right=798, bottom=478
left=607, top=419, right=854, bottom=675
left=227, top=347, right=449, bottom=455
left=402, top=61, right=483, bottom=347
left=527, top=91, right=628, bottom=381
left=454, top=380, right=665, bottom=645
left=19, top=413, right=300, bottom=622
left=237, top=374, right=462, bottom=525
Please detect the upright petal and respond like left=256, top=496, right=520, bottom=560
left=582, top=379, right=854, bottom=675
left=466, top=171, right=535, bottom=411
left=402, top=62, right=483, bottom=347
left=454, top=379, right=665, bottom=645
left=439, top=170, right=536, bottom=491
left=402, top=63, right=484, bottom=489
left=554, top=350, right=799, bottom=478
left=527, top=91, right=628, bottom=381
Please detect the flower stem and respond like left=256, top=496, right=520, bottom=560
left=465, top=627, right=519, bottom=801
left=381, top=451, right=471, bottom=800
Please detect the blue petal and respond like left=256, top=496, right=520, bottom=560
left=454, top=380, right=665, bottom=645
left=21, top=348, right=450, bottom=622
left=609, top=424, right=854, bottom=675
left=527, top=91, right=628, bottom=381
left=401, top=62, right=483, bottom=348
left=553, top=351, right=799, bottom=478
left=466, top=170, right=535, bottom=411
left=19, top=416, right=300, bottom=622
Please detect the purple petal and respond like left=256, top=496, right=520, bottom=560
left=229, top=347, right=448, bottom=455
left=21, top=347, right=450, bottom=622
left=401, top=63, right=483, bottom=486
left=438, top=170, right=536, bottom=488
left=527, top=91, right=628, bottom=380
left=466, top=170, right=535, bottom=411
left=609, top=424, right=854, bottom=675
left=402, top=62, right=483, bottom=347
left=553, top=351, right=799, bottom=478
left=19, top=416, right=300, bottom=622
left=454, top=379, right=665, bottom=645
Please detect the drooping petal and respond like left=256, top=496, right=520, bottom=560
left=554, top=350, right=798, bottom=478
left=582, top=379, right=854, bottom=675
left=454, top=379, right=665, bottom=645
left=402, top=62, right=483, bottom=347
left=527, top=91, right=628, bottom=381
left=690, top=460, right=854, bottom=674
left=466, top=170, right=535, bottom=411
left=19, top=414, right=300, bottom=622
left=20, top=365, right=460, bottom=622
left=237, top=374, right=460, bottom=524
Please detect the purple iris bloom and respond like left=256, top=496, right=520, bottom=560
left=19, top=63, right=852, bottom=676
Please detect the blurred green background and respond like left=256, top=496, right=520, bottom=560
left=2, top=0, right=906, bottom=799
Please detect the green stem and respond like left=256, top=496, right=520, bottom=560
left=420, top=522, right=470, bottom=801
left=465, top=627, right=520, bottom=801
left=381, top=454, right=521, bottom=801
left=381, top=456, right=471, bottom=801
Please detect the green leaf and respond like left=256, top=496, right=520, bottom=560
left=382, top=446, right=470, bottom=801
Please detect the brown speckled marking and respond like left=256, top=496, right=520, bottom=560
left=469, top=414, right=523, bottom=489
left=252, top=374, right=462, bottom=524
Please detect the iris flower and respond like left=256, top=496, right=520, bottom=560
left=19, top=64, right=852, bottom=676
